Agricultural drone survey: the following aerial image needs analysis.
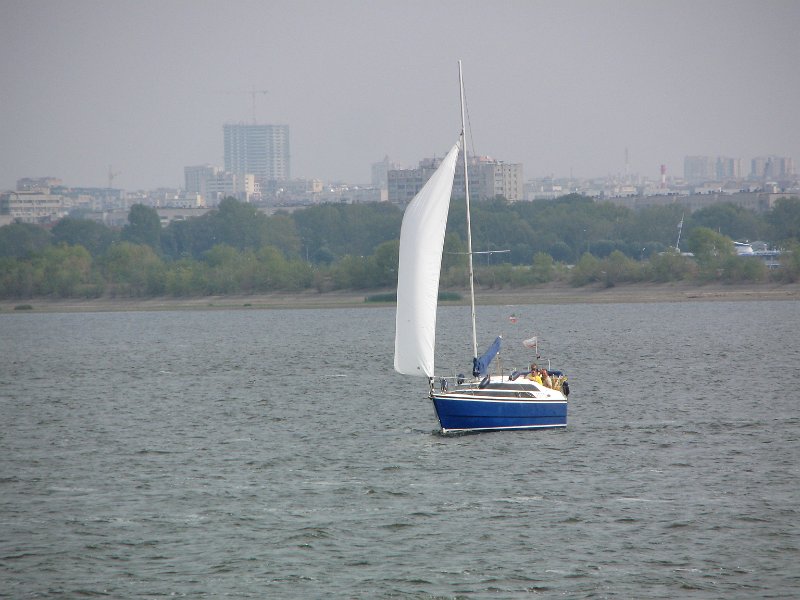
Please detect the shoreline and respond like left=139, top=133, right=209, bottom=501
left=2, top=281, right=799, bottom=313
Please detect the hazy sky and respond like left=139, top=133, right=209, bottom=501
left=2, top=0, right=798, bottom=191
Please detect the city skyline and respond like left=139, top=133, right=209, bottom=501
left=7, top=147, right=796, bottom=197
left=2, top=0, right=799, bottom=191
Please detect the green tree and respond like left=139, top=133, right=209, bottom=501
left=161, top=215, right=214, bottom=259
left=442, top=233, right=467, bottom=271
left=373, top=240, right=399, bottom=287
left=0, top=257, right=35, bottom=297
left=37, top=244, right=96, bottom=297
left=720, top=255, right=767, bottom=283
left=52, top=218, right=116, bottom=257
left=0, top=222, right=52, bottom=258
left=104, top=242, right=166, bottom=296
left=531, top=252, right=555, bottom=283
left=767, top=197, right=800, bottom=243
left=203, top=243, right=240, bottom=268
left=774, top=241, right=800, bottom=282
left=252, top=246, right=294, bottom=291
left=202, top=244, right=243, bottom=294
left=161, top=198, right=283, bottom=259
left=569, top=253, right=602, bottom=286
left=686, top=227, right=735, bottom=262
left=476, top=262, right=516, bottom=289
left=547, top=241, right=573, bottom=263
left=213, top=198, right=268, bottom=250
left=264, top=212, right=302, bottom=257
left=123, top=204, right=162, bottom=250
left=282, top=257, right=314, bottom=290
left=329, top=254, right=378, bottom=289
left=690, top=203, right=766, bottom=242
left=292, top=202, right=402, bottom=262
left=620, top=205, right=686, bottom=253
left=164, top=258, right=206, bottom=296
left=685, top=227, right=735, bottom=281
left=602, top=250, right=641, bottom=287
left=646, top=251, right=696, bottom=282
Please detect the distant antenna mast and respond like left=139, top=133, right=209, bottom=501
left=676, top=212, right=685, bottom=252
left=108, top=165, right=121, bottom=189
left=625, top=147, right=629, bottom=181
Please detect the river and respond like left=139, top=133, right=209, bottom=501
left=2, top=300, right=798, bottom=598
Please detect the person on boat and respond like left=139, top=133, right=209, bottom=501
left=527, top=364, right=543, bottom=384
left=542, top=369, right=553, bottom=389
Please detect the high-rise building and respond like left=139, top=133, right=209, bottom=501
left=371, top=156, right=404, bottom=188
left=684, top=156, right=715, bottom=183
left=223, top=123, right=290, bottom=184
left=715, top=157, right=744, bottom=180
left=751, top=155, right=795, bottom=180
left=684, top=155, right=748, bottom=183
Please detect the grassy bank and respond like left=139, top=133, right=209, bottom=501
left=2, top=281, right=799, bottom=314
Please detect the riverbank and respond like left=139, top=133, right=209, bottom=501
left=2, top=281, right=799, bottom=313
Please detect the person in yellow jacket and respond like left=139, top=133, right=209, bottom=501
left=527, top=364, right=543, bottom=384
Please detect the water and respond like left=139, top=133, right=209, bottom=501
left=1, top=301, right=799, bottom=598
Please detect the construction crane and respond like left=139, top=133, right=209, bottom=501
left=247, top=86, right=269, bottom=123
left=223, top=86, right=269, bottom=123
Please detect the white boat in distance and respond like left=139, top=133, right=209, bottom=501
left=393, top=62, right=569, bottom=433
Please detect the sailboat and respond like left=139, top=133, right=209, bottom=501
left=394, top=62, right=569, bottom=433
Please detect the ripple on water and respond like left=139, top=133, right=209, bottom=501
left=1, top=303, right=799, bottom=597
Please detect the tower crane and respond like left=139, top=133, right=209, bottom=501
left=247, top=86, right=269, bottom=123
left=225, top=86, right=269, bottom=123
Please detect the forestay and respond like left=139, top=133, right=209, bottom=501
left=394, top=142, right=460, bottom=378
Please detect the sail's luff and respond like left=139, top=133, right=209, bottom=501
left=394, top=142, right=461, bottom=377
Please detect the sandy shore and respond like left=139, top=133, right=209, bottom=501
left=2, top=281, right=799, bottom=313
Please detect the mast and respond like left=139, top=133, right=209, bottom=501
left=676, top=212, right=685, bottom=252
left=459, top=60, right=478, bottom=361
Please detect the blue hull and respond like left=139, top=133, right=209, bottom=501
left=431, top=396, right=567, bottom=432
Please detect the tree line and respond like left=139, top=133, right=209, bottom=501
left=1, top=194, right=799, bottom=299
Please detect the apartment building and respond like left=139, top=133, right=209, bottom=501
left=388, top=152, right=523, bottom=204
left=223, top=123, right=290, bottom=184
left=0, top=190, right=67, bottom=223
left=184, top=165, right=255, bottom=205
left=751, top=156, right=795, bottom=180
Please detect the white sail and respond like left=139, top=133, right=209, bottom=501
left=394, top=142, right=460, bottom=377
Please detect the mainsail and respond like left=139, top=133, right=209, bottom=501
left=394, top=142, right=460, bottom=377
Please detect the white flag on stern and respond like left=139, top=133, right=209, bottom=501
left=522, top=336, right=538, bottom=349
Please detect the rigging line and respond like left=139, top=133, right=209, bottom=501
left=458, top=60, right=478, bottom=362
left=462, top=81, right=477, bottom=159
left=445, top=250, right=511, bottom=255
